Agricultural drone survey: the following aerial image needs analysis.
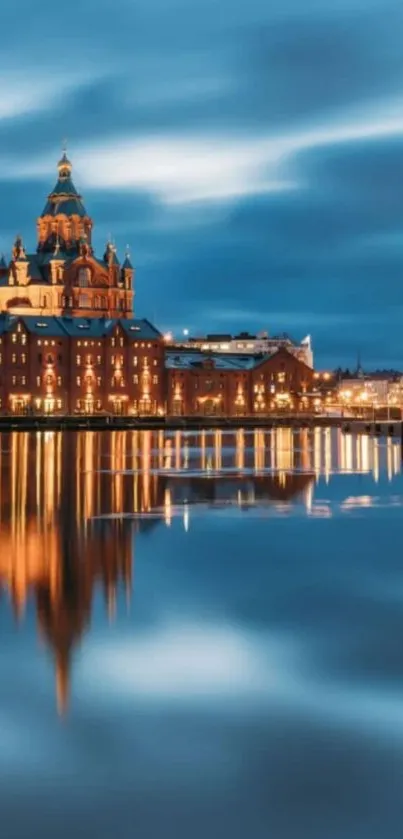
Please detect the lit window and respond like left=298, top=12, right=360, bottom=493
left=12, top=334, right=16, bottom=343
left=21, top=334, right=26, bottom=345
left=76, top=355, right=81, bottom=366
left=57, top=376, right=62, bottom=386
left=111, top=337, right=115, bottom=347
left=97, top=377, right=101, bottom=386
left=119, top=337, right=124, bottom=347
left=36, top=376, right=40, bottom=386
left=133, top=375, right=138, bottom=384
left=153, top=375, right=158, bottom=384
left=133, top=356, right=138, bottom=366
left=86, top=355, right=92, bottom=365
left=78, top=268, right=90, bottom=287
left=12, top=375, right=16, bottom=385
left=21, top=376, right=26, bottom=385
left=153, top=359, right=158, bottom=366
left=76, top=376, right=81, bottom=386
left=21, top=354, right=26, bottom=363
left=12, top=354, right=16, bottom=363
left=57, top=399, right=62, bottom=409
left=97, top=355, right=101, bottom=365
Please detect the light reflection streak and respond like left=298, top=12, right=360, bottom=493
left=0, top=426, right=401, bottom=716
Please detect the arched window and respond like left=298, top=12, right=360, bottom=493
left=79, top=294, right=90, bottom=309
left=78, top=268, right=90, bottom=288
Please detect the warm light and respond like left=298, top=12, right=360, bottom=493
left=164, top=332, right=173, bottom=342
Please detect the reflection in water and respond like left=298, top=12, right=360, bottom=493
left=0, top=427, right=401, bottom=715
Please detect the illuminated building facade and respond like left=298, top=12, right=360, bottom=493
left=0, top=314, right=164, bottom=415
left=166, top=347, right=314, bottom=416
left=171, top=331, right=313, bottom=368
left=0, top=153, right=134, bottom=319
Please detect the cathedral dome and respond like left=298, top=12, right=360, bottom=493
left=40, top=152, right=87, bottom=219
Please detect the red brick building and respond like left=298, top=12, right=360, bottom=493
left=0, top=314, right=164, bottom=415
left=166, top=348, right=314, bottom=416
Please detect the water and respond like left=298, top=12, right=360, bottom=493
left=1, top=427, right=403, bottom=839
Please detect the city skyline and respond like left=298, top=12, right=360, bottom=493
left=0, top=0, right=402, bottom=368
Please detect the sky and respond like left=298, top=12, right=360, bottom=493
left=0, top=0, right=403, bottom=367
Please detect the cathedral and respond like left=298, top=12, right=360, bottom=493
left=0, top=151, right=134, bottom=318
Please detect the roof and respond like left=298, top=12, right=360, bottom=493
left=16, top=316, right=69, bottom=337
left=120, top=318, right=162, bottom=340
left=165, top=351, right=256, bottom=371
left=58, top=316, right=114, bottom=338
left=122, top=255, right=133, bottom=270
left=41, top=196, right=87, bottom=218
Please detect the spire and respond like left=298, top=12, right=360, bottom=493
left=12, top=235, right=26, bottom=261
left=122, top=245, right=133, bottom=270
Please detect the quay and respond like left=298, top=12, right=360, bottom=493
left=0, top=414, right=401, bottom=437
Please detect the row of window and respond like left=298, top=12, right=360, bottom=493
left=74, top=375, right=159, bottom=386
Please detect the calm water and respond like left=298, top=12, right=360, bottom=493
left=1, top=428, right=403, bottom=838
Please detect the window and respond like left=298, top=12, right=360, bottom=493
left=12, top=375, right=16, bottom=385
left=97, top=355, right=101, bottom=365
left=21, top=334, right=26, bottom=345
left=111, top=337, right=115, bottom=347
left=79, top=293, right=90, bottom=308
left=86, top=355, right=92, bottom=365
left=21, top=376, right=26, bottom=385
left=57, top=376, right=62, bottom=386
left=111, top=355, right=115, bottom=365
left=76, top=355, right=81, bottom=366
left=153, top=375, right=158, bottom=384
left=119, top=336, right=124, bottom=346
left=153, top=359, right=158, bottom=366
left=36, top=376, right=40, bottom=386
left=21, top=354, right=26, bottom=364
left=57, top=399, right=62, bottom=409
left=76, top=376, right=81, bottom=386
left=133, top=375, right=138, bottom=384
left=97, top=377, right=101, bottom=386
left=133, top=356, right=138, bottom=366
left=46, top=375, right=52, bottom=385
left=12, top=354, right=16, bottom=363
left=78, top=268, right=90, bottom=287
left=11, top=334, right=16, bottom=343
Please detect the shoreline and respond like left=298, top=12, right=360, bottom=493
left=0, top=414, right=401, bottom=435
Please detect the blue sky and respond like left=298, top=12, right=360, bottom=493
left=1, top=0, right=403, bottom=367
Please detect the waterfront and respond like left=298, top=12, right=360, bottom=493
left=1, top=427, right=403, bottom=838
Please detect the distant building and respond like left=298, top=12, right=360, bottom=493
left=0, top=152, right=134, bottom=319
left=171, top=331, right=313, bottom=368
left=166, top=347, right=314, bottom=416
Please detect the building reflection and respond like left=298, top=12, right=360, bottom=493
left=0, top=427, right=400, bottom=714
